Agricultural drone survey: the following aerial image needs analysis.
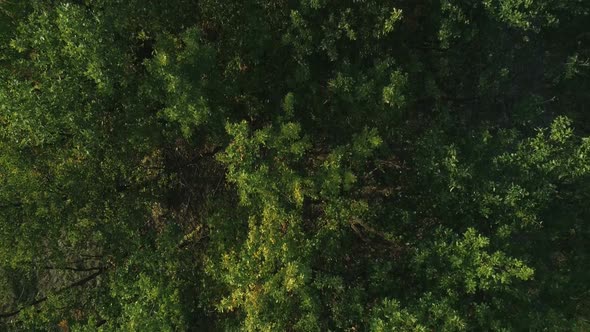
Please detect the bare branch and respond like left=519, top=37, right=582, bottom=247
left=0, top=269, right=104, bottom=319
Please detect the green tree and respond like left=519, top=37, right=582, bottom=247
left=1, top=0, right=589, bottom=330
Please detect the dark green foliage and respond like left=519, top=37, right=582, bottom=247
left=1, top=0, right=589, bottom=330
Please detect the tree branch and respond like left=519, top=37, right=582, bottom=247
left=42, top=266, right=103, bottom=272
left=0, top=269, right=104, bottom=319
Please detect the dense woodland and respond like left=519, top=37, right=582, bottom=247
left=0, top=0, right=589, bottom=330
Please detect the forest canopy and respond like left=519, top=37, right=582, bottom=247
left=1, top=0, right=589, bottom=330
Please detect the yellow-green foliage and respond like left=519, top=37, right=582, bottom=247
left=0, top=0, right=589, bottom=331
